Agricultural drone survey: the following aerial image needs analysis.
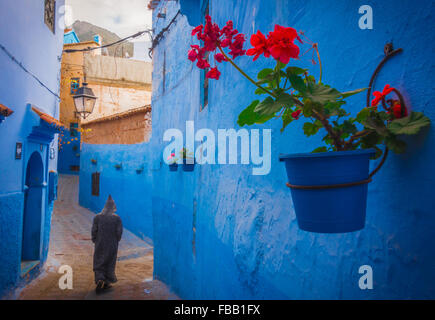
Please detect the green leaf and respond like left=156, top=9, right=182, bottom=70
left=341, top=88, right=368, bottom=99
left=385, top=135, right=407, bottom=154
left=257, top=68, right=274, bottom=80
left=359, top=130, right=381, bottom=149
left=378, top=111, right=390, bottom=121
left=280, top=108, right=294, bottom=133
left=254, top=94, right=295, bottom=116
left=276, top=92, right=295, bottom=107
left=286, top=66, right=306, bottom=76
left=305, top=75, right=316, bottom=84
left=324, top=101, right=347, bottom=117
left=311, top=146, right=327, bottom=153
left=303, top=120, right=323, bottom=137
left=254, top=96, right=278, bottom=115
left=342, top=120, right=357, bottom=134
left=362, top=117, right=389, bottom=136
left=237, top=100, right=274, bottom=126
left=303, top=83, right=341, bottom=104
left=302, top=100, right=313, bottom=117
left=387, top=111, right=431, bottom=135
left=356, top=107, right=370, bottom=123
left=288, top=74, right=307, bottom=93
left=322, top=134, right=333, bottom=145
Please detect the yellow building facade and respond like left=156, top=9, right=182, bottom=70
left=59, top=40, right=100, bottom=128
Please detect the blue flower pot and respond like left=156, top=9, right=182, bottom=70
left=279, top=149, right=375, bottom=233
left=182, top=159, right=195, bottom=172
left=169, top=163, right=178, bottom=171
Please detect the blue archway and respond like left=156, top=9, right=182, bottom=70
left=21, top=152, right=44, bottom=264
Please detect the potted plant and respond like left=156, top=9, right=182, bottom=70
left=91, top=159, right=97, bottom=165
left=180, top=147, right=195, bottom=172
left=114, top=163, right=122, bottom=170
left=136, top=165, right=144, bottom=174
left=167, top=153, right=178, bottom=172
left=188, top=17, right=430, bottom=233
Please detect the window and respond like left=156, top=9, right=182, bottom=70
left=70, top=78, right=80, bottom=95
left=70, top=122, right=78, bottom=137
left=200, top=1, right=210, bottom=111
left=91, top=172, right=100, bottom=196
left=70, top=165, right=80, bottom=172
left=44, top=0, right=56, bottom=33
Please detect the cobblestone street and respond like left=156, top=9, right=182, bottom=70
left=15, top=175, right=177, bottom=300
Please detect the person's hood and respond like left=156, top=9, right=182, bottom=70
left=101, top=195, right=117, bottom=215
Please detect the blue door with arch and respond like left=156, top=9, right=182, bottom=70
left=21, top=151, right=44, bottom=263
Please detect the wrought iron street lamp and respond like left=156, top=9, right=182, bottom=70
left=72, top=82, right=97, bottom=119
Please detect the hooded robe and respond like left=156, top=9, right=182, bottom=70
left=91, top=195, right=123, bottom=284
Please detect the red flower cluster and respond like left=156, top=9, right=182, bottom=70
left=392, top=102, right=407, bottom=119
left=246, top=25, right=302, bottom=64
left=371, top=84, right=407, bottom=119
left=371, top=84, right=394, bottom=106
left=188, top=15, right=247, bottom=80
left=291, top=109, right=302, bottom=120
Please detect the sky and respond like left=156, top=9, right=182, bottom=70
left=65, top=0, right=152, bottom=39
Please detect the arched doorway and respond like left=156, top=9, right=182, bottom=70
left=21, top=151, right=44, bottom=269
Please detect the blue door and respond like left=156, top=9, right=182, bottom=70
left=21, top=152, right=44, bottom=262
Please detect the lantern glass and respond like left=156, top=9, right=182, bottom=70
left=73, top=96, right=85, bottom=113
left=72, top=82, right=97, bottom=119
left=84, top=96, right=96, bottom=113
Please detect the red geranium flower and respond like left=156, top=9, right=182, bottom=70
left=392, top=102, right=407, bottom=119
left=191, top=25, right=203, bottom=36
left=228, top=33, right=246, bottom=59
left=291, top=109, right=302, bottom=119
left=188, top=15, right=247, bottom=80
left=267, top=25, right=301, bottom=64
left=214, top=53, right=226, bottom=63
left=196, top=58, right=210, bottom=70
left=246, top=30, right=270, bottom=61
left=206, top=67, right=221, bottom=80
left=188, top=49, right=198, bottom=62
left=371, top=84, right=395, bottom=106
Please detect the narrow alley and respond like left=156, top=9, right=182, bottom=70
left=15, top=175, right=177, bottom=300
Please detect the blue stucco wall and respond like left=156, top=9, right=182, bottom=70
left=0, top=0, right=65, bottom=297
left=79, top=143, right=153, bottom=243
left=58, top=131, right=81, bottom=175
left=148, top=0, right=435, bottom=299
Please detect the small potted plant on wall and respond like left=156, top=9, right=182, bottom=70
left=180, top=147, right=195, bottom=172
left=114, top=163, right=122, bottom=170
left=188, top=17, right=430, bottom=233
left=167, top=153, right=178, bottom=172
left=136, top=165, right=144, bottom=174
left=91, top=158, right=97, bottom=165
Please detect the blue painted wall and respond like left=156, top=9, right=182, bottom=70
left=0, top=0, right=65, bottom=297
left=64, top=30, right=80, bottom=44
left=58, top=130, right=81, bottom=175
left=148, top=0, right=435, bottom=299
left=79, top=143, right=153, bottom=243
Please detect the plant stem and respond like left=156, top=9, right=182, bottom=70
left=313, top=43, right=322, bottom=84
left=218, top=44, right=343, bottom=150
left=344, top=129, right=371, bottom=149
left=217, top=46, right=276, bottom=98
left=311, top=110, right=344, bottom=150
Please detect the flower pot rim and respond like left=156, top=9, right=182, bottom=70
left=279, top=148, right=376, bottom=161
